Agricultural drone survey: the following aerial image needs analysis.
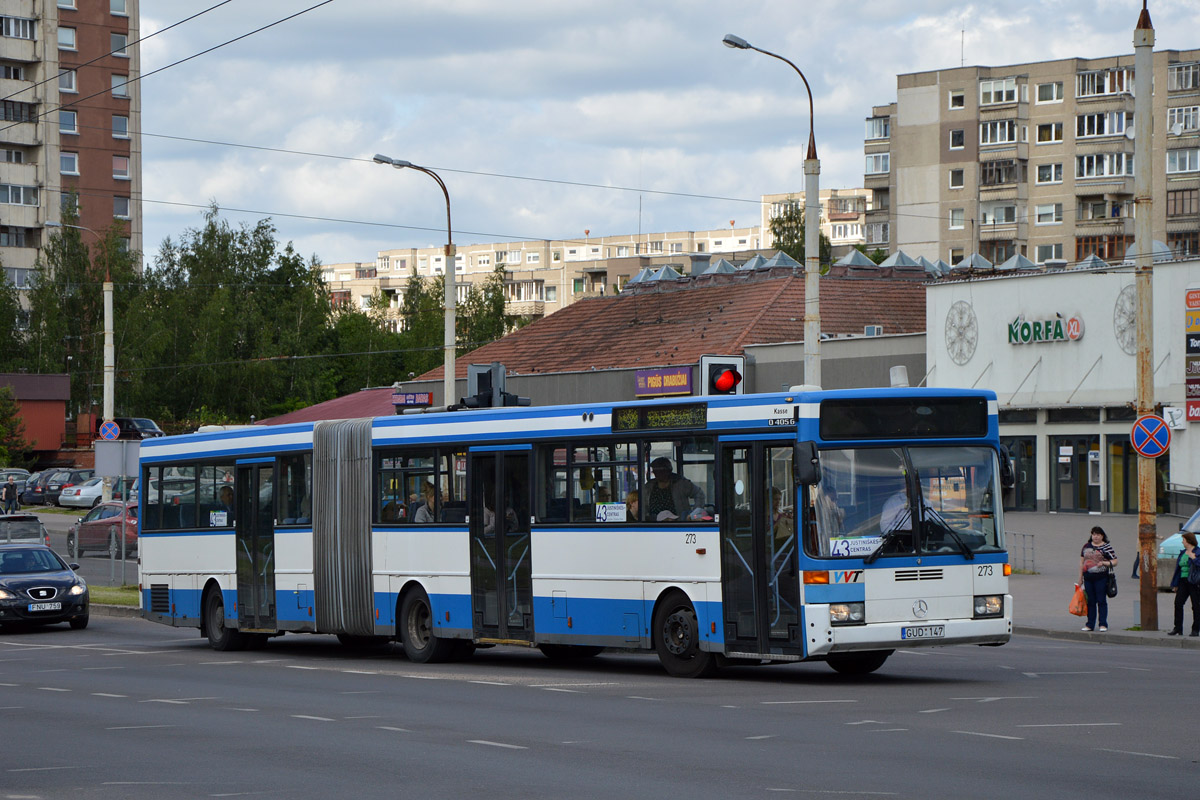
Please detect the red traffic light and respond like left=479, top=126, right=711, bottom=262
left=712, top=368, right=742, bottom=393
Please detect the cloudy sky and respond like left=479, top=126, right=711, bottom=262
left=138, top=0, right=1194, bottom=267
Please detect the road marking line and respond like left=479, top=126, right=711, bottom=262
left=627, top=696, right=660, bottom=701
left=869, top=729, right=908, bottom=733
left=7, top=765, right=87, bottom=772
left=846, top=720, right=887, bottom=726
left=201, top=661, right=243, bottom=665
left=0, top=682, right=18, bottom=686
left=1095, top=747, right=1177, bottom=760
left=950, top=696, right=1036, bottom=703
left=287, top=666, right=319, bottom=670
left=37, top=687, right=70, bottom=692
left=141, top=697, right=218, bottom=704
left=746, top=735, right=775, bottom=740
left=1114, top=666, right=1151, bottom=672
left=469, top=680, right=510, bottom=686
left=1022, top=671, right=1106, bottom=678
left=1018, top=723, right=1120, bottom=727
left=106, top=725, right=175, bottom=730
left=542, top=687, right=580, bottom=693
left=291, top=714, right=334, bottom=722
left=91, top=693, right=126, bottom=698
left=953, top=730, right=1023, bottom=740
left=530, top=682, right=618, bottom=688
left=0, top=706, right=24, bottom=709
left=764, top=788, right=898, bottom=795
left=721, top=705, right=739, bottom=708
left=469, top=740, right=527, bottom=750
left=918, top=708, right=950, bottom=714
left=342, top=670, right=378, bottom=675
left=763, top=699, right=856, bottom=705
left=378, top=726, right=412, bottom=733
left=224, top=708, right=259, bottom=712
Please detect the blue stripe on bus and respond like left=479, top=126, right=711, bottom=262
left=804, top=584, right=865, bottom=603
left=469, top=444, right=533, bottom=452
left=141, top=442, right=312, bottom=463
left=236, top=456, right=276, bottom=465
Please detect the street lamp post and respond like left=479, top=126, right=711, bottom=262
left=373, top=155, right=457, bottom=406
left=45, top=220, right=115, bottom=501
left=723, top=34, right=822, bottom=387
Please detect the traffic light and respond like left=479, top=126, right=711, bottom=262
left=699, top=355, right=746, bottom=396
left=459, top=362, right=531, bottom=408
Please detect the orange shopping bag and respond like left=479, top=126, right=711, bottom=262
left=1068, top=583, right=1087, bottom=617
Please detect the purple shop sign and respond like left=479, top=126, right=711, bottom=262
left=635, top=367, right=693, bottom=397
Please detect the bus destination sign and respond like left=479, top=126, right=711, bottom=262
left=612, top=403, right=707, bottom=432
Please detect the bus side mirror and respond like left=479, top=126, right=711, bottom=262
left=998, top=445, right=1016, bottom=490
left=794, top=441, right=821, bottom=486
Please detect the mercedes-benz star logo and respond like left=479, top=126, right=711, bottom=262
left=912, top=599, right=928, bottom=619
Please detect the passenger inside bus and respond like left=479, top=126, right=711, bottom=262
left=413, top=482, right=436, bottom=524
left=625, top=490, right=639, bottom=522
left=646, top=457, right=705, bottom=521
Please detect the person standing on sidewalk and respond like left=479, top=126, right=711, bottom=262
left=1079, top=526, right=1117, bottom=632
left=1167, top=532, right=1199, bottom=637
left=0, top=476, right=18, bottom=514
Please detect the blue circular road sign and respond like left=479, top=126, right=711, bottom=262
left=1130, top=414, right=1170, bottom=459
left=99, top=420, right=120, bottom=441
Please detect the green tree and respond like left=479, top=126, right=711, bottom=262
left=396, top=269, right=446, bottom=379
left=768, top=197, right=832, bottom=267
left=0, top=258, right=25, bottom=372
left=457, top=264, right=509, bottom=350
left=854, top=244, right=889, bottom=264
left=0, top=386, right=32, bottom=466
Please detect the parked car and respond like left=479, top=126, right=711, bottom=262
left=105, top=417, right=165, bottom=440
left=0, top=513, right=51, bottom=546
left=1157, top=508, right=1200, bottom=588
left=59, top=477, right=135, bottom=509
left=46, top=469, right=94, bottom=506
left=0, top=543, right=89, bottom=629
left=67, top=501, right=138, bottom=559
left=21, top=470, right=59, bottom=506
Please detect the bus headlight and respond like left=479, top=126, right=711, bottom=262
left=830, top=602, right=865, bottom=626
left=973, top=595, right=1003, bottom=618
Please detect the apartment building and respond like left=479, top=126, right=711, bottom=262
left=1, top=0, right=141, bottom=289
left=864, top=48, right=1200, bottom=265
left=322, top=190, right=873, bottom=327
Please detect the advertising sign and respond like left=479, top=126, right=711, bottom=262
left=634, top=367, right=692, bottom=397
left=1188, top=289, right=1200, bottom=422
left=392, top=391, right=434, bottom=407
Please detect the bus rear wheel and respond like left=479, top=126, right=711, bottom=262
left=653, top=592, right=717, bottom=678
left=399, top=590, right=456, bottom=664
left=826, top=650, right=893, bottom=676
left=204, top=589, right=247, bottom=652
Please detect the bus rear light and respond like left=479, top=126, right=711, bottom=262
left=804, top=571, right=829, bottom=585
left=1003, top=564, right=1012, bottom=576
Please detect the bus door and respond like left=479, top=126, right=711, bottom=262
left=235, top=460, right=276, bottom=632
left=468, top=448, right=533, bottom=642
left=718, top=441, right=801, bottom=657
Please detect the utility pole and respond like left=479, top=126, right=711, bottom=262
left=1133, top=1, right=1158, bottom=630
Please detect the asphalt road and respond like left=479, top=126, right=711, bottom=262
left=1, top=617, right=1194, bottom=799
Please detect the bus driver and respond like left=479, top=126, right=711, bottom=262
left=646, top=457, right=705, bottom=522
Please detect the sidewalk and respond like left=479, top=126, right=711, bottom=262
left=1006, top=510, right=1200, bottom=649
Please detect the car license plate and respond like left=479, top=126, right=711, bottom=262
left=901, top=624, right=945, bottom=640
left=28, top=602, right=62, bottom=612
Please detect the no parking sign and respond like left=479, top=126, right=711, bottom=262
left=1130, top=414, right=1170, bottom=459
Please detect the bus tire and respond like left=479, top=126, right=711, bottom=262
left=826, top=650, right=893, bottom=676
left=538, top=644, right=605, bottom=660
left=451, top=640, right=476, bottom=661
left=204, top=588, right=247, bottom=652
left=653, top=591, right=717, bottom=678
left=399, top=590, right=456, bottom=664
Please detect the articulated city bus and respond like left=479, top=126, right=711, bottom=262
left=137, top=387, right=1011, bottom=677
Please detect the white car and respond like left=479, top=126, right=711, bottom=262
left=58, top=477, right=135, bottom=509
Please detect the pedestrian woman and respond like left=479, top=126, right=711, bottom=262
left=1078, top=526, right=1117, bottom=632
left=1167, top=531, right=1199, bottom=637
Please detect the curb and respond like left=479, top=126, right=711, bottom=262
left=1014, top=625, right=1200, bottom=649
left=92, top=603, right=141, bottom=619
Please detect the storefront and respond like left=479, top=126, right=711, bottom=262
left=927, top=258, right=1198, bottom=513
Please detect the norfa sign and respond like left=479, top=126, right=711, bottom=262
left=1007, top=313, right=1084, bottom=345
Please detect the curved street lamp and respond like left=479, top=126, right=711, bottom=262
left=373, top=154, right=457, bottom=406
left=723, top=34, right=823, bottom=387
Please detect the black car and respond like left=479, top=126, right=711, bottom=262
left=0, top=543, right=89, bottom=629
left=111, top=417, right=165, bottom=440
left=20, top=470, right=59, bottom=506
left=45, top=469, right=94, bottom=506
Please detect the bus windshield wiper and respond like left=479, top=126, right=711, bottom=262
left=863, top=529, right=903, bottom=565
left=920, top=500, right=974, bottom=560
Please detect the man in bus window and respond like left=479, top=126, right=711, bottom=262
left=646, top=457, right=705, bottom=522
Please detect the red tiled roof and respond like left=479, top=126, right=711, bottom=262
left=260, top=270, right=924, bottom=425
left=420, top=270, right=925, bottom=380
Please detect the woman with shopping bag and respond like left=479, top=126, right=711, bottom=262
left=1078, top=526, right=1117, bottom=632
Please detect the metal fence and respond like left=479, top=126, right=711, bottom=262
left=1165, top=483, right=1199, bottom=520
left=1008, top=531, right=1036, bottom=574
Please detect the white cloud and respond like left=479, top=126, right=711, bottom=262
left=139, top=0, right=1192, bottom=265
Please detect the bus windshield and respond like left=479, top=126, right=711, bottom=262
left=807, top=445, right=1002, bottom=559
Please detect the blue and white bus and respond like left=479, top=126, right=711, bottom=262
left=137, top=387, right=1011, bottom=677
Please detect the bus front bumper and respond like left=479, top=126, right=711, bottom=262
left=807, top=599, right=1012, bottom=657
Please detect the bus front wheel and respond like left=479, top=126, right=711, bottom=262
left=399, top=590, right=456, bottom=664
left=826, top=650, right=893, bottom=676
left=653, top=592, right=717, bottom=678
left=204, top=589, right=247, bottom=652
